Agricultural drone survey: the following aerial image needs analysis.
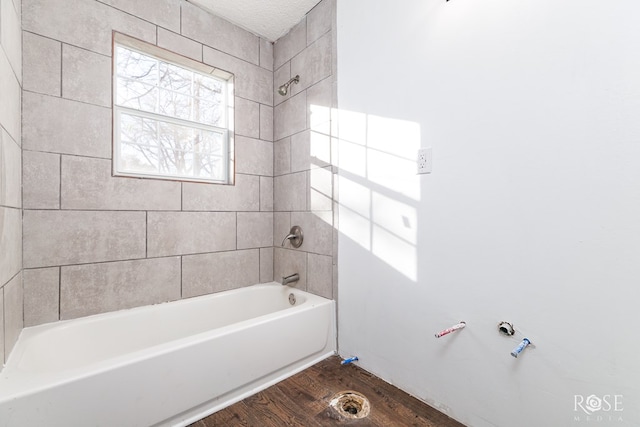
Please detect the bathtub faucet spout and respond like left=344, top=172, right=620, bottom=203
left=282, top=273, right=300, bottom=286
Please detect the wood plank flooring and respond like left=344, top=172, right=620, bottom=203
left=190, top=356, right=466, bottom=427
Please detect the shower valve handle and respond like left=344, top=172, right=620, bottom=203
left=281, top=226, right=303, bottom=248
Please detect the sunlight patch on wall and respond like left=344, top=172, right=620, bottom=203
left=372, top=225, right=417, bottom=281
left=310, top=130, right=331, bottom=167
left=310, top=104, right=332, bottom=136
left=310, top=166, right=333, bottom=212
left=372, top=192, right=417, bottom=245
left=332, top=108, right=421, bottom=282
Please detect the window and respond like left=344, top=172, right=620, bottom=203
left=113, top=34, right=234, bottom=184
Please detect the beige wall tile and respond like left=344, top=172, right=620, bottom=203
left=274, top=91, right=307, bottom=141
left=291, top=33, right=332, bottom=94
left=0, top=52, right=21, bottom=143
left=1, top=0, right=22, bottom=82
left=22, top=150, right=60, bottom=209
left=235, top=97, right=260, bottom=139
left=307, top=253, right=332, bottom=299
left=307, top=0, right=333, bottom=45
left=157, top=28, right=202, bottom=62
left=3, top=271, right=23, bottom=359
left=62, top=44, right=111, bottom=107
left=290, top=130, right=311, bottom=173
left=260, top=247, right=273, bottom=283
left=203, top=46, right=272, bottom=106
left=23, top=210, right=146, bottom=268
left=274, top=137, right=291, bottom=176
left=0, top=129, right=21, bottom=208
left=274, top=171, right=307, bottom=212
left=0, top=207, right=21, bottom=286
left=182, top=173, right=260, bottom=211
left=98, top=0, right=180, bottom=33
left=291, top=211, right=333, bottom=256
left=60, top=257, right=181, bottom=319
left=260, top=104, right=273, bottom=142
left=237, top=212, right=273, bottom=249
left=290, top=128, right=333, bottom=174
left=274, top=18, right=306, bottom=70
left=235, top=136, right=273, bottom=176
left=182, top=249, right=259, bottom=298
left=259, top=38, right=274, bottom=71
left=61, top=156, right=181, bottom=211
left=182, top=2, right=259, bottom=65
left=273, top=212, right=291, bottom=247
left=23, top=267, right=59, bottom=327
left=274, top=247, right=307, bottom=289
left=147, top=211, right=236, bottom=257
left=22, top=0, right=156, bottom=56
left=23, top=92, right=112, bottom=158
left=23, top=31, right=61, bottom=96
left=260, top=176, right=273, bottom=212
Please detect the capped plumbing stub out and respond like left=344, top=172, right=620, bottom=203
left=498, top=321, right=515, bottom=336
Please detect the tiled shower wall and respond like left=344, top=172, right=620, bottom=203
left=0, top=0, right=23, bottom=363
left=21, top=0, right=276, bottom=325
left=273, top=0, right=337, bottom=299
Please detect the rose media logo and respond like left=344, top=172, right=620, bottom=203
left=574, top=394, right=623, bottom=423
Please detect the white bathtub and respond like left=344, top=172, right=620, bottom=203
left=0, top=283, right=336, bottom=426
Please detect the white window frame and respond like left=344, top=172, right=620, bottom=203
left=112, top=33, right=235, bottom=184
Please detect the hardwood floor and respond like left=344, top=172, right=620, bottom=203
left=190, top=356, right=466, bottom=426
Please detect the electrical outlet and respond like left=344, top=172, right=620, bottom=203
left=417, top=147, right=432, bottom=174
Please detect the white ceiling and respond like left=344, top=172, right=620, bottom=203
left=188, top=0, right=322, bottom=42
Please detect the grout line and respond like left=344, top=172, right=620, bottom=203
left=258, top=175, right=262, bottom=211
left=23, top=250, right=279, bottom=271
left=23, top=88, right=111, bottom=110
left=58, top=154, right=62, bottom=209
left=59, top=42, right=63, bottom=97
left=179, top=256, right=183, bottom=299
left=21, top=207, right=296, bottom=214
left=58, top=266, right=62, bottom=321
left=145, top=211, right=148, bottom=258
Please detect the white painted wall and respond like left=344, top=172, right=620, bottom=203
left=336, top=1, right=640, bottom=426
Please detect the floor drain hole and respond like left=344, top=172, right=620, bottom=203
left=330, top=391, right=370, bottom=419
left=344, top=404, right=359, bottom=414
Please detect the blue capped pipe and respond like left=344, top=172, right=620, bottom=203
left=341, top=356, right=359, bottom=365
left=511, top=338, right=531, bottom=358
